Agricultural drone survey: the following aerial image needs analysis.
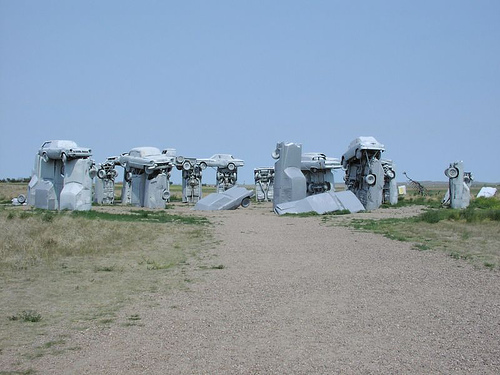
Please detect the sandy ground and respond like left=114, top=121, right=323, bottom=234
left=28, top=203, right=500, bottom=374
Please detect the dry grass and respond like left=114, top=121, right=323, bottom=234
left=0, top=182, right=27, bottom=203
left=326, top=206, right=500, bottom=269
left=0, top=206, right=214, bottom=368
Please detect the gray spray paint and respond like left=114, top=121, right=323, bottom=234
left=342, top=136, right=386, bottom=210
left=119, top=147, right=174, bottom=208
left=254, top=167, right=275, bottom=202
left=272, top=142, right=306, bottom=210
left=175, top=157, right=204, bottom=203
left=381, top=159, right=398, bottom=205
left=94, top=157, right=120, bottom=204
left=301, top=152, right=341, bottom=196
left=443, top=161, right=473, bottom=209
left=27, top=140, right=95, bottom=211
left=194, top=186, right=254, bottom=210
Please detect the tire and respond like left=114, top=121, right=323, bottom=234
left=386, top=170, right=395, bottom=179
left=227, top=163, right=236, bottom=171
left=365, top=174, right=376, bottom=185
left=125, top=171, right=132, bottom=182
left=98, top=169, right=106, bottom=179
left=182, top=161, right=192, bottom=171
left=162, top=189, right=170, bottom=201
left=241, top=197, right=251, bottom=208
left=42, top=153, right=49, bottom=162
left=446, top=167, right=458, bottom=179
left=61, top=152, right=67, bottom=163
left=199, top=161, right=207, bottom=170
left=176, top=156, right=185, bottom=164
left=17, top=194, right=26, bottom=204
left=271, top=151, right=280, bottom=160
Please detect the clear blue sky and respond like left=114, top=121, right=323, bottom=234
left=1, top=0, right=499, bottom=184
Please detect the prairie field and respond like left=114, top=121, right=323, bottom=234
left=0, top=202, right=217, bottom=370
left=0, top=181, right=499, bottom=373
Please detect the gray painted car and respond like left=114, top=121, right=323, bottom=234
left=194, top=186, right=254, bottom=210
left=198, top=154, right=244, bottom=171
left=119, top=147, right=175, bottom=173
left=38, top=140, right=92, bottom=162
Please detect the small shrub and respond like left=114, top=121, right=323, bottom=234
left=327, top=209, right=351, bottom=216
left=485, top=209, right=500, bottom=221
left=415, top=243, right=431, bottom=251
left=9, top=310, right=43, bottom=322
left=462, top=207, right=478, bottom=223
left=471, top=197, right=500, bottom=209
left=417, top=210, right=445, bottom=224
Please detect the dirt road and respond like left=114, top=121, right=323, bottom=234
left=34, top=204, right=500, bottom=374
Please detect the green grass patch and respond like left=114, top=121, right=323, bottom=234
left=416, top=206, right=500, bottom=224
left=71, top=209, right=209, bottom=225
left=340, top=207, right=500, bottom=269
left=283, top=209, right=351, bottom=218
left=382, top=195, right=442, bottom=208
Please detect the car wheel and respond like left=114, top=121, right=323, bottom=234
left=365, top=174, right=376, bottom=185
left=183, top=161, right=192, bottom=171
left=199, top=161, right=207, bottom=170
left=17, top=194, right=26, bottom=204
left=42, top=153, right=49, bottom=162
left=89, top=167, right=97, bottom=179
left=227, top=163, right=236, bottom=171
left=97, top=169, right=106, bottom=179
left=241, top=197, right=251, bottom=208
left=446, top=167, right=458, bottom=179
left=61, top=152, right=67, bottom=163
left=125, top=171, right=132, bottom=182
left=162, top=189, right=170, bottom=201
left=386, top=170, right=395, bottom=179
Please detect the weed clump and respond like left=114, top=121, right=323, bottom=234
left=415, top=203, right=500, bottom=224
left=9, top=310, right=42, bottom=322
left=418, top=210, right=444, bottom=224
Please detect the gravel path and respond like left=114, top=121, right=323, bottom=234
left=35, top=204, right=500, bottom=374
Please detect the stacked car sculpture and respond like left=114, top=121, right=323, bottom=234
left=26, top=137, right=473, bottom=212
